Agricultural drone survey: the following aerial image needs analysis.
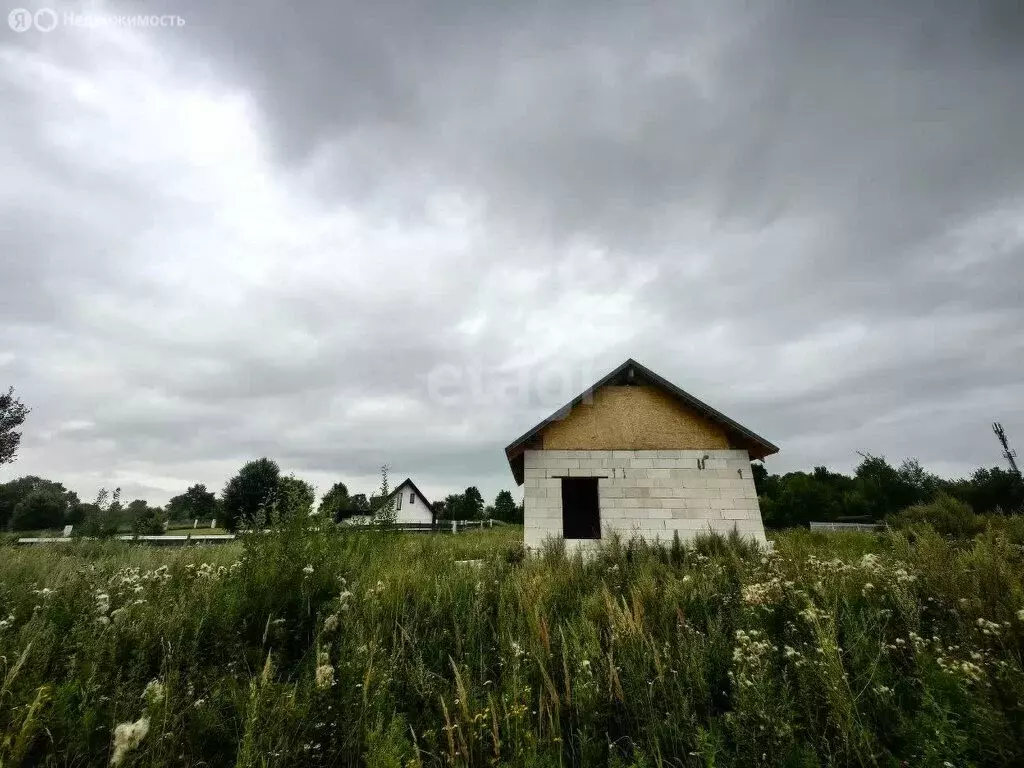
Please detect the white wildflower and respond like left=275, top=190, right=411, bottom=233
left=303, top=565, right=314, bottom=576
left=110, top=716, right=150, bottom=765
left=314, top=664, right=334, bottom=690
left=322, top=614, right=339, bottom=634
left=976, top=618, right=1001, bottom=636
left=142, top=679, right=165, bottom=706
left=314, top=647, right=334, bottom=690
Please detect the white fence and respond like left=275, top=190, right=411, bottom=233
left=808, top=521, right=884, bottom=532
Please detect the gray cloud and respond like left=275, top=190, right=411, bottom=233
left=1, top=0, right=1022, bottom=506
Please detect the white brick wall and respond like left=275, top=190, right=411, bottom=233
left=522, top=449, right=767, bottom=550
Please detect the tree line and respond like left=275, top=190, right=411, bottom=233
left=0, top=457, right=524, bottom=534
left=2, top=384, right=1020, bottom=533
left=754, top=454, right=1023, bottom=529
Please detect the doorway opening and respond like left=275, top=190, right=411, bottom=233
left=561, top=477, right=601, bottom=539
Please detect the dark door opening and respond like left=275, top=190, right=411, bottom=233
left=561, top=477, right=601, bottom=539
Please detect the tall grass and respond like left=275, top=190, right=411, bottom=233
left=1, top=523, right=1023, bottom=766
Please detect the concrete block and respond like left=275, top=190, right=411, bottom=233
left=546, top=458, right=580, bottom=470
left=722, top=509, right=748, bottom=520
left=630, top=458, right=654, bottom=469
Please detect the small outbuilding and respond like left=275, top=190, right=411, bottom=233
left=504, top=358, right=778, bottom=550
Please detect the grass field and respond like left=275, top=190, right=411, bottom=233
left=1, top=524, right=1023, bottom=766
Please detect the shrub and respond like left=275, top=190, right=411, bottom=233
left=889, top=493, right=984, bottom=538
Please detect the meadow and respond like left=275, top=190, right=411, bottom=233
left=1, top=522, right=1023, bottom=767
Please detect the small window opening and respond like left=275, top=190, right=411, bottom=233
left=561, top=477, right=600, bottom=540
left=396, top=492, right=402, bottom=511
left=409, top=493, right=415, bottom=504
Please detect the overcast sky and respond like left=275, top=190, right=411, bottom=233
left=2, top=0, right=1022, bottom=507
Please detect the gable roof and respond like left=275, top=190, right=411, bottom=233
left=387, top=478, right=436, bottom=514
left=504, top=358, right=778, bottom=484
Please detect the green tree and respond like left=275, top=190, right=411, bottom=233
left=277, top=474, right=315, bottom=520
left=222, top=458, right=280, bottom=531
left=0, top=476, right=43, bottom=530
left=460, top=486, right=484, bottom=520
left=1, top=476, right=78, bottom=531
left=492, top=490, right=518, bottom=522
left=434, top=493, right=463, bottom=521
left=348, top=493, right=370, bottom=513
left=854, top=454, right=922, bottom=518
left=80, top=487, right=125, bottom=537
left=319, top=481, right=351, bottom=520
left=130, top=504, right=167, bottom=535
left=0, top=386, right=30, bottom=466
left=958, top=467, right=1024, bottom=515
left=11, top=488, right=68, bottom=530
left=167, top=484, right=217, bottom=522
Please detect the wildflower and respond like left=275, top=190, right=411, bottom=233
left=314, top=647, right=334, bottom=690
left=96, top=592, right=111, bottom=615
left=893, top=568, right=916, bottom=584
left=510, top=641, right=524, bottom=659
left=194, top=699, right=206, bottom=708
left=976, top=618, right=1002, bottom=636
left=1017, top=609, right=1024, bottom=622
left=742, top=581, right=781, bottom=607
left=303, top=565, right=314, bottom=576
left=142, top=679, right=165, bottom=706
left=0, top=613, right=14, bottom=631
left=322, top=614, right=339, bottom=634
left=314, top=664, right=334, bottom=690
left=110, top=716, right=150, bottom=765
left=860, top=553, right=882, bottom=572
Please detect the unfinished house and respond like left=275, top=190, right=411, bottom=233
left=504, top=359, right=778, bottom=550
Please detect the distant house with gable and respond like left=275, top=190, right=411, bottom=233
left=504, top=358, right=778, bottom=550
